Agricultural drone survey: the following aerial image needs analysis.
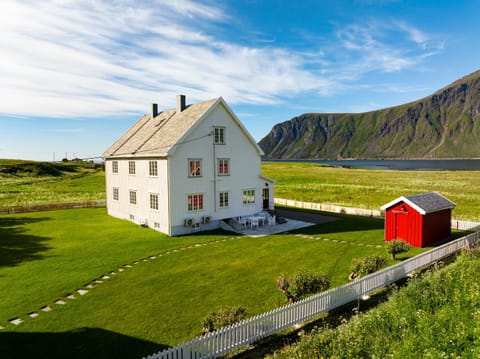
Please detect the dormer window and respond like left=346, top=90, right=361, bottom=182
left=214, top=127, right=225, bottom=145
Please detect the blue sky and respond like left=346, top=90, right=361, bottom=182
left=1, top=0, right=479, bottom=161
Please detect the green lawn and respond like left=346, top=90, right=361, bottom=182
left=0, top=207, right=426, bottom=358
left=262, top=162, right=480, bottom=221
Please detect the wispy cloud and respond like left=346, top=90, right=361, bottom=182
left=0, top=1, right=443, bottom=120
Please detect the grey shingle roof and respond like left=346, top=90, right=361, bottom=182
left=103, top=97, right=218, bottom=158
left=381, top=192, right=456, bottom=215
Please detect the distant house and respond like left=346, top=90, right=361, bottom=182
left=381, top=192, right=456, bottom=247
left=103, top=95, right=275, bottom=236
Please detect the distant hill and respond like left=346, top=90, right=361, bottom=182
left=259, top=70, right=480, bottom=159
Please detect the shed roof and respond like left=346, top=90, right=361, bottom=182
left=380, top=192, right=456, bottom=215
left=103, top=96, right=263, bottom=158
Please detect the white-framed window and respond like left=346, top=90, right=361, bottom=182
left=112, top=160, right=118, bottom=174
left=150, top=193, right=159, bottom=210
left=113, top=187, right=119, bottom=201
left=214, top=127, right=225, bottom=145
left=188, top=193, right=204, bottom=211
left=219, top=191, right=229, bottom=208
left=154, top=222, right=160, bottom=229
left=242, top=189, right=255, bottom=204
left=188, top=159, right=202, bottom=177
left=217, top=158, right=229, bottom=176
left=129, top=190, right=137, bottom=205
left=129, top=214, right=135, bottom=221
left=128, top=161, right=136, bottom=175
left=149, top=160, right=158, bottom=176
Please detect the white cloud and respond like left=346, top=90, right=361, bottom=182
left=0, top=1, right=444, bottom=120
left=0, top=0, right=330, bottom=119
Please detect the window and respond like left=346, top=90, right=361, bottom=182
left=149, top=160, right=158, bottom=176
left=188, top=159, right=202, bottom=177
left=214, top=127, right=225, bottom=145
left=112, top=160, right=118, bottom=174
left=128, top=161, right=136, bottom=175
left=154, top=222, right=160, bottom=229
left=113, top=187, right=119, bottom=201
left=129, top=214, right=135, bottom=221
left=217, top=158, right=229, bottom=176
left=219, top=191, right=229, bottom=208
left=188, top=194, right=204, bottom=211
left=150, top=193, right=159, bottom=210
left=242, top=189, right=255, bottom=204
left=129, top=190, right=137, bottom=205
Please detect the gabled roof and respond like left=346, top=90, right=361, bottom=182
left=103, top=97, right=263, bottom=158
left=380, top=192, right=456, bottom=215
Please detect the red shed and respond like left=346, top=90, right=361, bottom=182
left=381, top=192, right=456, bottom=248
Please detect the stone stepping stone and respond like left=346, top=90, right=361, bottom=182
left=358, top=243, right=364, bottom=246
left=102, top=275, right=110, bottom=280
left=85, top=284, right=94, bottom=289
left=41, top=306, right=52, bottom=312
left=28, top=312, right=39, bottom=318
left=66, top=294, right=75, bottom=300
left=9, top=318, right=23, bottom=325
left=77, top=289, right=88, bottom=296
left=118, top=268, right=125, bottom=272
left=150, top=256, right=156, bottom=259
left=0, top=325, right=4, bottom=330
left=125, top=264, right=132, bottom=268
left=110, top=271, right=117, bottom=275
left=133, top=261, right=139, bottom=265
left=55, top=299, right=66, bottom=305
left=331, top=240, right=338, bottom=242
left=95, top=280, right=103, bottom=284
left=142, top=259, right=148, bottom=262
left=376, top=245, right=383, bottom=248
left=195, top=244, right=201, bottom=247
left=340, top=241, right=347, bottom=244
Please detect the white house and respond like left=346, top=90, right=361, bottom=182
left=103, top=95, right=275, bottom=236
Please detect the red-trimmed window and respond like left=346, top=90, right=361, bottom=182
left=188, top=194, right=204, bottom=211
left=189, top=159, right=202, bottom=177
left=218, top=158, right=229, bottom=176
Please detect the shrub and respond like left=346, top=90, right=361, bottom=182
left=290, top=270, right=330, bottom=299
left=276, top=274, right=294, bottom=303
left=386, top=239, right=411, bottom=260
left=350, top=255, right=387, bottom=278
left=202, top=306, right=247, bottom=333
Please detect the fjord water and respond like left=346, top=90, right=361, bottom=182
left=265, top=159, right=480, bottom=170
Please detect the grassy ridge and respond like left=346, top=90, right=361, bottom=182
left=0, top=160, right=105, bottom=207
left=262, top=162, right=480, bottom=221
left=271, top=252, right=480, bottom=358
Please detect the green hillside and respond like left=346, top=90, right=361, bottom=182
left=259, top=70, right=480, bottom=159
left=0, top=159, right=105, bottom=207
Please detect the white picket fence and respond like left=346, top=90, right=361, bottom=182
left=144, top=231, right=480, bottom=359
left=274, top=198, right=480, bottom=230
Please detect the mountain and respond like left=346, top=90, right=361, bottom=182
left=259, top=70, right=480, bottom=159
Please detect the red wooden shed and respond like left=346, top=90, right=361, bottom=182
left=381, top=192, right=456, bottom=248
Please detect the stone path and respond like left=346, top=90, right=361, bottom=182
left=295, top=234, right=384, bottom=248
left=1, top=236, right=243, bottom=331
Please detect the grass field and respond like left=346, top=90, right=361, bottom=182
left=0, top=207, right=430, bottom=358
left=262, top=162, right=480, bottom=221
left=0, top=160, right=105, bottom=207
left=2, top=160, right=478, bottom=221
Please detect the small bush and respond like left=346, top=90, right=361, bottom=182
left=290, top=269, right=330, bottom=299
left=386, top=239, right=411, bottom=260
left=350, top=255, right=387, bottom=278
left=202, top=306, right=247, bottom=333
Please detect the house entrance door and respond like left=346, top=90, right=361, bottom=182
left=262, top=188, right=269, bottom=209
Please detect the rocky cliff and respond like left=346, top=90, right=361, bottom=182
left=259, top=70, right=480, bottom=159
